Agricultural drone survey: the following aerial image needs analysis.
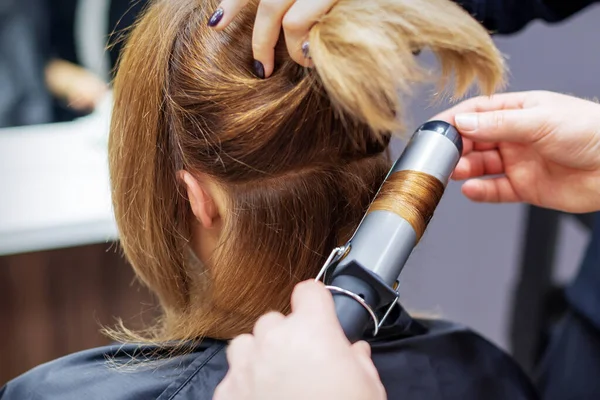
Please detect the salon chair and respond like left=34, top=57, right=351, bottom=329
left=509, top=205, right=596, bottom=374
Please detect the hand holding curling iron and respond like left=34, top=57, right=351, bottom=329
left=213, top=281, right=386, bottom=400
left=215, top=90, right=600, bottom=399
left=436, top=91, right=600, bottom=213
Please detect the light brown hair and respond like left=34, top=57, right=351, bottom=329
left=108, top=0, right=504, bottom=342
left=370, top=171, right=445, bottom=242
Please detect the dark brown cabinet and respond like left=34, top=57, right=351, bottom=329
left=0, top=243, right=156, bottom=384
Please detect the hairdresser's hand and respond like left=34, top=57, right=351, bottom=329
left=207, top=0, right=337, bottom=78
left=213, top=281, right=386, bottom=400
left=45, top=59, right=108, bottom=112
left=435, top=91, right=600, bottom=213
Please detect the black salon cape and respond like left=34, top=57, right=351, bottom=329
left=0, top=310, right=537, bottom=400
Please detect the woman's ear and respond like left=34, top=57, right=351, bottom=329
left=178, top=170, right=220, bottom=229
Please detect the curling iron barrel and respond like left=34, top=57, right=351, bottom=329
left=317, top=121, right=463, bottom=343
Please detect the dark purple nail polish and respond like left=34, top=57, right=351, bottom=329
left=301, top=41, right=310, bottom=59
left=253, top=60, right=265, bottom=79
left=208, top=8, right=224, bottom=27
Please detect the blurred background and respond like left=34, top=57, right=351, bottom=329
left=0, top=0, right=598, bottom=385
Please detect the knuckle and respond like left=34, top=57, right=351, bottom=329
left=252, top=41, right=267, bottom=53
left=259, top=0, right=282, bottom=14
left=261, top=323, right=286, bottom=346
left=533, top=114, right=554, bottom=141
left=491, top=110, right=505, bottom=130
left=532, top=89, right=552, bottom=97
left=292, top=280, right=313, bottom=298
left=527, top=90, right=550, bottom=105
left=228, top=333, right=252, bottom=351
left=282, top=13, right=304, bottom=32
left=254, top=313, right=269, bottom=328
left=253, top=311, right=283, bottom=336
left=296, top=279, right=316, bottom=292
left=212, top=385, right=226, bottom=400
left=257, top=311, right=280, bottom=326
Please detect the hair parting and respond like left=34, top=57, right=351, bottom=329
left=107, top=0, right=505, bottom=343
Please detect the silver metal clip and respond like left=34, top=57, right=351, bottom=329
left=315, top=245, right=399, bottom=337
left=315, top=245, right=349, bottom=282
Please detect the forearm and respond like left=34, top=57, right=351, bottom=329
left=454, top=0, right=598, bottom=34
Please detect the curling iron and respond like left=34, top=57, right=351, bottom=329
left=316, top=120, right=462, bottom=343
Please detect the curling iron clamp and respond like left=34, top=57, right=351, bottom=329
left=316, top=120, right=463, bottom=343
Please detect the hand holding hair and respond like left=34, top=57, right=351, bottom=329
left=213, top=280, right=386, bottom=400
left=208, top=0, right=339, bottom=78
left=434, top=91, right=600, bottom=213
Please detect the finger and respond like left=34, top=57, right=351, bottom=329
left=462, top=137, right=473, bottom=156
left=460, top=139, right=497, bottom=157
left=290, top=280, right=338, bottom=322
left=355, top=353, right=381, bottom=381
left=473, top=142, right=498, bottom=151
left=352, top=341, right=372, bottom=358
left=282, top=0, right=338, bottom=66
left=207, top=0, right=251, bottom=29
left=432, top=92, right=530, bottom=123
left=226, top=334, right=255, bottom=369
left=214, top=363, right=251, bottom=400
left=451, top=159, right=465, bottom=180
left=253, top=311, right=285, bottom=338
left=213, top=377, right=237, bottom=400
left=461, top=177, right=520, bottom=203
left=451, top=150, right=504, bottom=181
left=352, top=343, right=384, bottom=389
left=212, top=380, right=229, bottom=400
left=253, top=0, right=297, bottom=78
left=453, top=108, right=546, bottom=144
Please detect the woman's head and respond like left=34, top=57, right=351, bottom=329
left=109, top=0, right=504, bottom=341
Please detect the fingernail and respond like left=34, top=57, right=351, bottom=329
left=253, top=60, right=265, bottom=79
left=455, top=113, right=478, bottom=132
left=301, top=41, right=310, bottom=59
left=207, top=8, right=224, bottom=27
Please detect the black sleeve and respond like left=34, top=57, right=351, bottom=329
left=453, top=0, right=599, bottom=34
left=48, top=0, right=80, bottom=63
left=108, top=0, right=149, bottom=74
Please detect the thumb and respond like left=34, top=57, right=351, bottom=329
left=352, top=340, right=372, bottom=358
left=290, top=280, right=338, bottom=322
left=454, top=108, right=543, bottom=143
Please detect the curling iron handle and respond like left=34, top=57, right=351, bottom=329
left=330, top=275, right=379, bottom=343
